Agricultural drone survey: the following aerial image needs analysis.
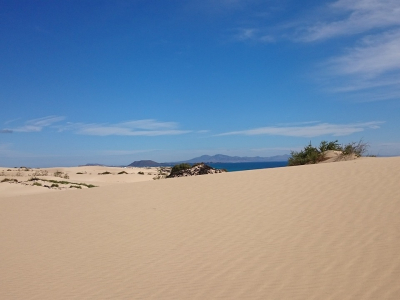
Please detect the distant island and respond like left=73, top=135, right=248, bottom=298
left=128, top=154, right=290, bottom=167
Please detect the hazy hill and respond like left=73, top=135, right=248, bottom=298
left=127, top=154, right=289, bottom=167
left=182, top=154, right=290, bottom=163
left=127, top=160, right=169, bottom=167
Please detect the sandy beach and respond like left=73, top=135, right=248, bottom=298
left=1, top=157, right=400, bottom=299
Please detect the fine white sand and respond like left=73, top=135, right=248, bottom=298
left=1, top=157, right=400, bottom=299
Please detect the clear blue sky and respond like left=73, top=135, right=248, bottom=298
left=1, top=0, right=399, bottom=167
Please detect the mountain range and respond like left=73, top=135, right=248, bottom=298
left=127, top=154, right=290, bottom=167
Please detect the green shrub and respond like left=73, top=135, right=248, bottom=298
left=171, top=163, right=192, bottom=174
left=118, top=171, right=128, bottom=174
left=341, top=140, right=369, bottom=157
left=1, top=178, right=18, bottom=183
left=98, top=171, right=111, bottom=175
left=51, top=183, right=59, bottom=188
left=289, top=139, right=369, bottom=166
left=53, top=171, right=63, bottom=177
left=33, top=182, right=42, bottom=186
left=318, top=140, right=342, bottom=152
left=288, top=142, right=322, bottom=166
left=70, top=185, right=82, bottom=189
left=138, top=171, right=144, bottom=175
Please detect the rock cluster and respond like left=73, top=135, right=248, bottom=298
left=167, top=163, right=226, bottom=178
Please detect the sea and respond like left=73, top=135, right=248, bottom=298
left=208, top=161, right=288, bottom=172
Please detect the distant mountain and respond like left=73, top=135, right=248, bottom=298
left=127, top=160, right=172, bottom=167
left=80, top=163, right=107, bottom=166
left=181, top=154, right=290, bottom=163
left=127, top=154, right=290, bottom=167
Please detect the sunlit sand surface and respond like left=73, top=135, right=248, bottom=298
left=1, top=157, right=400, bottom=299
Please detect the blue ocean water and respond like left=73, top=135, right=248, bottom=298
left=208, top=161, right=288, bottom=172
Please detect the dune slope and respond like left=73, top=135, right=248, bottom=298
left=1, top=157, right=400, bottom=299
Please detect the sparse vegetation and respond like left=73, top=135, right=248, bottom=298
left=28, top=177, right=96, bottom=188
left=33, top=182, right=42, bottom=186
left=288, top=143, right=322, bottom=166
left=288, top=139, right=369, bottom=166
left=170, top=163, right=192, bottom=175
left=1, top=178, right=18, bottom=183
left=53, top=171, right=63, bottom=177
left=32, top=170, right=48, bottom=176
left=70, top=185, right=82, bottom=189
left=118, top=171, right=128, bottom=174
left=98, top=171, right=112, bottom=175
left=341, top=140, right=369, bottom=157
left=138, top=171, right=144, bottom=175
left=51, top=183, right=59, bottom=188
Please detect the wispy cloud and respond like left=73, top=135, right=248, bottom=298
left=299, top=0, right=400, bottom=42
left=233, top=0, right=400, bottom=101
left=298, top=0, right=400, bottom=100
left=61, top=119, right=191, bottom=136
left=0, top=129, right=13, bottom=133
left=13, top=116, right=65, bottom=132
left=323, top=29, right=400, bottom=95
left=234, top=28, right=275, bottom=43
left=218, top=121, right=383, bottom=138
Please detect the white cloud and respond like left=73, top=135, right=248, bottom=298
left=0, top=129, right=13, bottom=133
left=301, top=0, right=400, bottom=42
left=328, top=30, right=400, bottom=77
left=61, top=119, right=191, bottom=136
left=218, top=122, right=383, bottom=138
left=13, top=116, right=65, bottom=132
left=234, top=27, right=275, bottom=43
left=291, top=0, right=400, bottom=100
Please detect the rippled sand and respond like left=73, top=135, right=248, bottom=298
left=1, top=157, right=400, bottom=299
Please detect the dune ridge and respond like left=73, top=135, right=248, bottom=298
left=1, top=157, right=400, bottom=299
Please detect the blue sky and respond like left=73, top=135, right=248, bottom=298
left=1, top=0, right=400, bottom=167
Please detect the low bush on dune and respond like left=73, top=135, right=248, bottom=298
left=118, top=171, right=128, bottom=174
left=28, top=177, right=97, bottom=188
left=1, top=178, right=18, bottom=183
left=32, top=170, right=49, bottom=176
left=170, top=163, right=191, bottom=173
left=54, top=170, right=69, bottom=179
left=341, top=140, right=369, bottom=157
left=288, top=139, right=369, bottom=166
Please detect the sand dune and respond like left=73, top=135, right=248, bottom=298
left=0, top=166, right=163, bottom=197
left=1, top=157, right=400, bottom=299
